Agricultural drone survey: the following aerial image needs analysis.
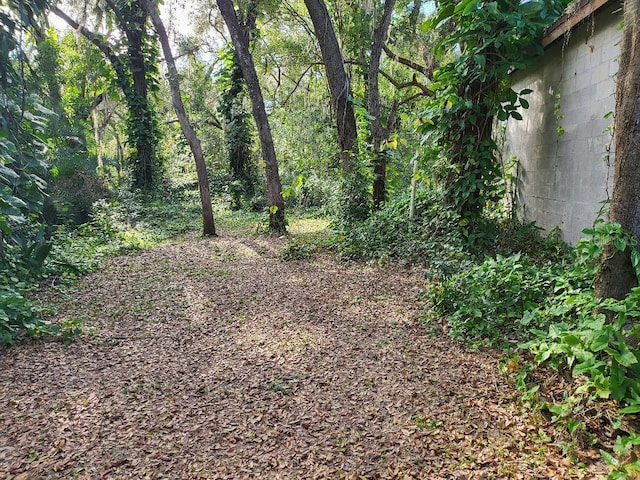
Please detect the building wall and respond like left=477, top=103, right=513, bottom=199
left=503, top=2, right=620, bottom=244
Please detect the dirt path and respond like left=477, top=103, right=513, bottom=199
left=0, top=234, right=606, bottom=479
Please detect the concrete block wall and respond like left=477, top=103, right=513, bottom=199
left=502, top=2, right=620, bottom=244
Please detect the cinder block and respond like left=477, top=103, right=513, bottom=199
left=504, top=2, right=623, bottom=244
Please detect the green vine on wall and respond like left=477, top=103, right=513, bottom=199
left=554, top=92, right=565, bottom=137
left=419, top=0, right=569, bottom=225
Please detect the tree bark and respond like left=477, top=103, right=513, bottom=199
left=216, top=0, right=286, bottom=233
left=409, top=0, right=423, bottom=31
left=304, top=0, right=369, bottom=219
left=303, top=0, right=358, bottom=172
left=141, top=0, right=216, bottom=236
left=368, top=0, right=396, bottom=209
left=122, top=1, right=158, bottom=189
left=594, top=0, right=640, bottom=300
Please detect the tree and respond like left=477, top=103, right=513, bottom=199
left=216, top=0, right=286, bottom=233
left=594, top=0, right=640, bottom=300
left=368, top=0, right=397, bottom=209
left=216, top=46, right=256, bottom=208
left=141, top=0, right=216, bottom=236
left=51, top=2, right=162, bottom=189
left=303, top=0, right=369, bottom=220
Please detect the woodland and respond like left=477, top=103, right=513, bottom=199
left=2, top=0, right=640, bottom=478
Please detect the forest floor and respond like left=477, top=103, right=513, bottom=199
left=0, top=221, right=608, bottom=479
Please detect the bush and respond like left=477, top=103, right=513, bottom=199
left=0, top=285, right=44, bottom=345
left=426, top=253, right=561, bottom=347
left=336, top=189, right=471, bottom=272
left=519, top=224, right=640, bottom=459
left=280, top=240, right=315, bottom=261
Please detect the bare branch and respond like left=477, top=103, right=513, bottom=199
left=383, top=44, right=432, bottom=77
left=280, top=64, right=315, bottom=107
left=379, top=70, right=433, bottom=96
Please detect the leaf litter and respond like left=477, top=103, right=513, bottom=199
left=0, top=233, right=607, bottom=479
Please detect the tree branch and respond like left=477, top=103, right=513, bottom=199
left=103, top=0, right=128, bottom=31
left=379, top=70, right=433, bottom=96
left=281, top=64, right=314, bottom=107
left=383, top=44, right=432, bottom=77
left=50, top=6, right=130, bottom=92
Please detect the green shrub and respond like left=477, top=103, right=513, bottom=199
left=280, top=240, right=315, bottom=261
left=0, top=285, right=44, bottom=345
left=426, top=253, right=561, bottom=347
left=336, top=189, right=471, bottom=271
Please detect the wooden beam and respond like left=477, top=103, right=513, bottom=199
left=542, top=0, right=614, bottom=48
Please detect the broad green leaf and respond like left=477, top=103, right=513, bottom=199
left=619, top=404, right=640, bottom=415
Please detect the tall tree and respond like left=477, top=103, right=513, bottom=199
left=303, top=0, right=368, bottom=220
left=368, top=0, right=396, bottom=209
left=216, top=0, right=286, bottom=233
left=51, top=2, right=161, bottom=189
left=141, top=0, right=216, bottom=236
left=216, top=46, right=256, bottom=208
left=594, top=0, right=640, bottom=300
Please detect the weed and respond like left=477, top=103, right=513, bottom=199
left=280, top=241, right=315, bottom=261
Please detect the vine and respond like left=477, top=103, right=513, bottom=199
left=420, top=0, right=569, bottom=225
left=215, top=46, right=256, bottom=209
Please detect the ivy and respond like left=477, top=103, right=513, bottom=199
left=215, top=46, right=256, bottom=207
left=420, top=0, right=568, bottom=223
left=0, top=0, right=53, bottom=343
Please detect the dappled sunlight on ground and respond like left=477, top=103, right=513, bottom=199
left=0, top=234, right=607, bottom=479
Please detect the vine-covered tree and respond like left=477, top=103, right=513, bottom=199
left=51, top=1, right=162, bottom=189
left=420, top=0, right=567, bottom=223
left=216, top=46, right=256, bottom=208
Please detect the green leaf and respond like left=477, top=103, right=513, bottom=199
left=563, top=334, right=580, bottom=346
left=619, top=404, right=640, bottom=415
left=609, top=344, right=638, bottom=367
left=473, top=54, right=486, bottom=68
left=613, top=237, right=627, bottom=252
left=591, top=333, right=610, bottom=351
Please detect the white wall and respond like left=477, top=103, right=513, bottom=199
left=503, top=2, right=620, bottom=244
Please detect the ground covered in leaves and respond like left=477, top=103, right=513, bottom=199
left=1, top=226, right=607, bottom=479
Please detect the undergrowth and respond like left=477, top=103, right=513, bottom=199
left=337, top=191, right=639, bottom=476
left=426, top=219, right=640, bottom=477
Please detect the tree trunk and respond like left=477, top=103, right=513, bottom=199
left=368, top=0, right=396, bottom=209
left=409, top=0, right=423, bottom=31
left=216, top=0, right=286, bottom=233
left=219, top=48, right=255, bottom=206
left=142, top=0, right=216, bottom=237
left=125, top=1, right=158, bottom=189
left=303, top=0, right=358, bottom=170
left=91, top=108, right=104, bottom=172
left=304, top=0, right=368, bottom=219
left=594, top=0, right=640, bottom=299
left=50, top=5, right=160, bottom=190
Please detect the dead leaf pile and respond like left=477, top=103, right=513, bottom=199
left=0, top=233, right=607, bottom=479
